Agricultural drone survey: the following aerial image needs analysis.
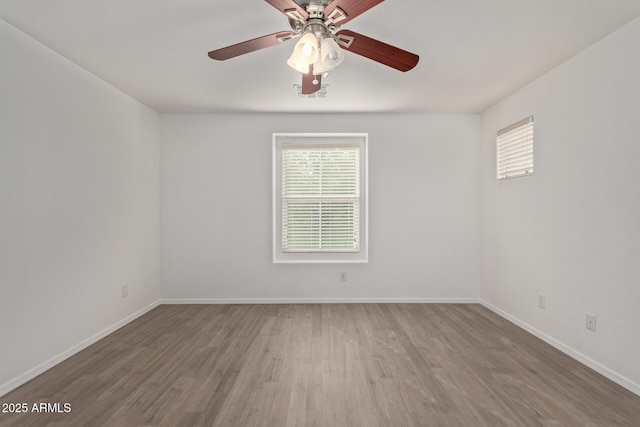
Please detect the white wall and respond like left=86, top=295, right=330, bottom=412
left=480, top=17, right=640, bottom=392
left=0, top=20, right=160, bottom=394
left=160, top=114, right=480, bottom=302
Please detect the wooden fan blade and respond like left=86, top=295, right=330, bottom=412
left=335, top=29, right=419, bottom=72
left=264, top=0, right=308, bottom=20
left=301, top=71, right=322, bottom=95
left=324, top=0, right=384, bottom=25
left=208, top=31, right=296, bottom=60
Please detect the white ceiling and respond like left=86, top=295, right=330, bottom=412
left=1, top=0, right=639, bottom=114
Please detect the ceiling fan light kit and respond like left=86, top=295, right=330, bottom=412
left=208, top=0, right=419, bottom=95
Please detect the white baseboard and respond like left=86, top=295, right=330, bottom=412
left=160, top=297, right=481, bottom=304
left=480, top=299, right=640, bottom=397
left=0, top=300, right=161, bottom=398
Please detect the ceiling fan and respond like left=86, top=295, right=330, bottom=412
left=208, top=0, right=419, bottom=95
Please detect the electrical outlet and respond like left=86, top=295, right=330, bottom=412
left=586, top=313, right=596, bottom=332
left=121, top=285, right=129, bottom=298
left=339, top=272, right=347, bottom=282
left=537, top=294, right=546, bottom=309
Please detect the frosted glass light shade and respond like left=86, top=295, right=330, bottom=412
left=292, top=33, right=319, bottom=66
left=287, top=54, right=310, bottom=73
left=314, top=37, right=345, bottom=74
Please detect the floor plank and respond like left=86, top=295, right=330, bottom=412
left=1, top=304, right=639, bottom=426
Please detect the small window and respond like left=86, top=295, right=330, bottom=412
left=273, top=133, right=368, bottom=263
left=497, top=116, right=533, bottom=180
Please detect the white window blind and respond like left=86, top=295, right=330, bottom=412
left=281, top=147, right=359, bottom=252
left=497, top=116, right=534, bottom=180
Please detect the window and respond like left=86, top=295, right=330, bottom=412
left=273, top=134, right=368, bottom=263
left=282, top=147, right=359, bottom=252
left=497, top=116, right=534, bottom=180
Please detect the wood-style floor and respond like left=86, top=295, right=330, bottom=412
left=1, top=304, right=639, bottom=426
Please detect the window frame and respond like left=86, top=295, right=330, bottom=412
left=273, top=133, right=368, bottom=264
left=497, top=116, right=534, bottom=181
